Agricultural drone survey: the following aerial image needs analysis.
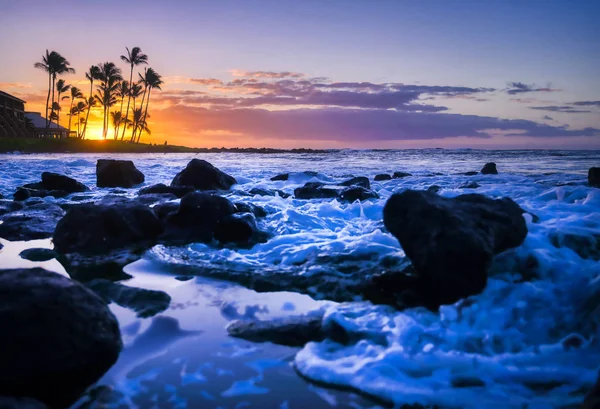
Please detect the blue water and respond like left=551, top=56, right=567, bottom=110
left=0, top=149, right=598, bottom=408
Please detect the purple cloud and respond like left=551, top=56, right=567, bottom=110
left=506, top=82, right=560, bottom=95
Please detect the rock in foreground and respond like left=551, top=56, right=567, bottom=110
left=171, top=159, right=236, bottom=190
left=227, top=314, right=325, bottom=346
left=294, top=181, right=379, bottom=202
left=0, top=268, right=121, bottom=409
left=24, top=172, right=89, bottom=193
left=589, top=167, right=600, bottom=187
left=480, top=162, right=498, bottom=175
left=96, top=159, right=145, bottom=188
left=383, top=190, right=527, bottom=309
left=0, top=204, right=65, bottom=241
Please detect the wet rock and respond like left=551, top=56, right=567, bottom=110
left=0, top=200, right=23, bottom=216
left=340, top=176, right=370, bottom=189
left=463, top=171, right=479, bottom=176
left=18, top=248, right=58, bottom=262
left=340, top=186, right=379, bottom=202
left=549, top=232, right=600, bottom=261
left=383, top=190, right=527, bottom=309
left=138, top=183, right=193, bottom=198
left=374, top=174, right=392, bottom=181
left=249, top=187, right=290, bottom=198
left=96, top=159, right=145, bottom=188
left=584, top=374, right=600, bottom=409
left=459, top=181, right=481, bottom=189
left=0, top=204, right=65, bottom=241
left=133, top=193, right=177, bottom=206
left=235, top=202, right=267, bottom=218
left=480, top=162, right=498, bottom=175
left=86, top=279, right=171, bottom=318
left=54, top=203, right=163, bottom=255
left=171, top=159, right=236, bottom=190
left=23, top=172, right=89, bottom=193
left=13, top=187, right=68, bottom=201
left=0, top=268, right=121, bottom=409
left=227, top=313, right=325, bottom=346
left=270, top=173, right=289, bottom=181
left=152, top=201, right=180, bottom=221
left=214, top=212, right=267, bottom=245
left=294, top=182, right=339, bottom=199
left=0, top=397, right=47, bottom=409
left=427, top=185, right=441, bottom=193
left=589, top=167, right=600, bottom=187
left=393, top=171, right=412, bottom=178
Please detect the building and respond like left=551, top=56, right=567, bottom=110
left=0, top=90, right=70, bottom=138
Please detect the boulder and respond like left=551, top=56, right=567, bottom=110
left=96, top=159, right=145, bottom=188
left=53, top=203, right=163, bottom=255
left=294, top=182, right=339, bottom=199
left=383, top=190, right=527, bottom=309
left=270, top=173, right=289, bottom=181
left=339, top=186, right=379, bottom=202
left=171, top=159, right=236, bottom=190
left=270, top=171, right=318, bottom=182
left=393, top=171, right=412, bottom=179
left=480, top=162, right=498, bottom=175
left=235, top=202, right=267, bottom=218
left=374, top=174, right=392, bottom=181
left=13, top=187, right=68, bottom=201
left=214, top=212, right=267, bottom=245
left=133, top=193, right=177, bottom=206
left=18, top=248, right=58, bottom=262
left=86, top=279, right=171, bottom=318
left=138, top=183, right=193, bottom=198
left=0, top=268, right=121, bottom=409
left=152, top=202, right=180, bottom=221
left=0, top=200, right=23, bottom=216
left=459, top=181, right=480, bottom=189
left=249, top=187, right=290, bottom=198
left=340, top=176, right=370, bottom=189
left=0, top=204, right=65, bottom=241
left=589, top=167, right=600, bottom=187
left=23, top=172, right=89, bottom=193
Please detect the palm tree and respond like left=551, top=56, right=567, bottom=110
left=67, top=86, right=84, bottom=135
left=55, top=79, right=71, bottom=128
left=81, top=65, right=101, bottom=139
left=115, top=80, right=129, bottom=137
left=134, top=67, right=162, bottom=143
left=119, top=47, right=148, bottom=141
left=110, top=111, right=123, bottom=140
left=95, top=62, right=122, bottom=139
left=129, top=108, right=151, bottom=141
left=122, top=82, right=142, bottom=140
left=73, top=100, right=87, bottom=138
left=34, top=50, right=74, bottom=128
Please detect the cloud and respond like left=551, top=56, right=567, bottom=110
left=189, top=78, right=224, bottom=86
left=0, top=82, right=32, bottom=89
left=506, top=82, right=560, bottom=95
left=571, top=100, right=600, bottom=107
left=155, top=105, right=599, bottom=142
left=530, top=105, right=592, bottom=113
left=229, top=70, right=305, bottom=79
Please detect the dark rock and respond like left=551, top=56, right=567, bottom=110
left=161, top=192, right=237, bottom=244
left=227, top=313, right=325, bottom=346
left=24, top=172, right=89, bottom=193
left=214, top=212, right=266, bottom=245
left=427, top=185, right=441, bottom=193
left=294, top=182, right=339, bottom=199
left=138, top=183, right=193, bottom=198
left=152, top=201, right=180, bottom=221
left=382, top=190, right=527, bottom=309
left=340, top=177, right=370, bottom=189
left=86, top=279, right=171, bottom=318
left=0, top=204, right=65, bottom=241
left=459, top=182, right=481, bottom=189
left=589, top=167, right=600, bottom=187
left=0, top=397, right=47, bottom=409
left=549, top=232, right=600, bottom=261
left=96, top=159, right=145, bottom=188
left=171, top=159, right=236, bottom=190
left=235, top=202, right=267, bottom=218
left=393, top=172, right=412, bottom=178
left=14, top=187, right=68, bottom=201
left=174, top=276, right=193, bottom=282
left=133, top=193, right=177, bottom=206
left=54, top=203, right=163, bottom=255
left=0, top=200, right=23, bottom=216
left=249, top=187, right=290, bottom=198
left=584, top=374, right=600, bottom=409
left=18, top=248, right=58, bottom=262
left=270, top=173, right=289, bottom=181
left=0, top=268, right=121, bottom=409
left=480, top=162, right=498, bottom=175
left=340, top=186, right=379, bottom=203
left=374, top=174, right=392, bottom=181
left=463, top=171, right=479, bottom=176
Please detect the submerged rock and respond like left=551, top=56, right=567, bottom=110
left=340, top=176, right=370, bottom=189
left=0, top=204, right=65, bottom=241
left=427, top=185, right=441, bottom=193
left=171, top=159, right=236, bottom=190
left=459, top=181, right=481, bottom=189
left=18, top=248, right=58, bottom=262
left=393, top=171, right=412, bottom=178
left=294, top=182, right=378, bottom=202
left=270, top=173, right=289, bottom=181
left=235, top=202, right=267, bottom=218
left=549, top=232, right=600, bottom=261
left=0, top=268, right=121, bottom=409
left=86, top=279, right=171, bottom=318
left=138, top=183, right=193, bottom=198
left=0, top=200, right=23, bottom=216
left=96, top=159, right=145, bottom=188
left=23, top=172, right=89, bottom=193
left=374, top=174, right=392, bottom=181
left=589, top=167, right=600, bottom=187
left=480, top=162, right=498, bottom=175
left=227, top=313, right=325, bottom=346
left=463, top=171, right=479, bottom=176
left=339, top=186, right=380, bottom=202
left=249, top=187, right=291, bottom=198
left=382, top=190, right=527, bottom=309
left=13, top=187, right=68, bottom=201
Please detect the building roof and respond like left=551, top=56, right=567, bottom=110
left=25, top=112, right=68, bottom=131
left=0, top=90, right=26, bottom=104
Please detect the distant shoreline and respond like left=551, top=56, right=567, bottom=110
left=0, top=138, right=330, bottom=154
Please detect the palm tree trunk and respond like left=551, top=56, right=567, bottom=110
left=68, top=98, right=74, bottom=135
left=132, top=86, right=148, bottom=142
left=138, top=87, right=152, bottom=143
left=47, top=75, right=56, bottom=130
left=44, top=72, right=51, bottom=128
left=115, top=95, right=124, bottom=137
left=120, top=64, right=134, bottom=141
left=81, top=81, right=93, bottom=139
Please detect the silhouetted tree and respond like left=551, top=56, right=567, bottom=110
left=34, top=50, right=75, bottom=128
left=115, top=80, right=129, bottom=137
left=134, top=67, right=162, bottom=142
left=81, top=65, right=101, bottom=139
left=95, top=62, right=122, bottom=139
left=119, top=47, right=148, bottom=141
left=55, top=79, right=70, bottom=128
left=67, top=86, right=84, bottom=135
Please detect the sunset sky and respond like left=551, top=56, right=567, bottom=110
left=1, top=0, right=599, bottom=149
